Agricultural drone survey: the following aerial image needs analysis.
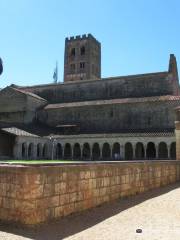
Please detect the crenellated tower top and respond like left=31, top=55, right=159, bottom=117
left=64, top=33, right=101, bottom=82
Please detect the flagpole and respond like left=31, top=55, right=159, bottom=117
left=56, top=61, right=58, bottom=83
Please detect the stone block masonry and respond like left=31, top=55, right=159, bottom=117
left=0, top=161, right=180, bottom=225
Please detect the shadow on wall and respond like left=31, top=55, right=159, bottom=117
left=0, top=183, right=179, bottom=240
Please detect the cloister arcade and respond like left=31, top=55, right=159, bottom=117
left=18, top=139, right=176, bottom=160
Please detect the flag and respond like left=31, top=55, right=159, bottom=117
left=53, top=62, right=58, bottom=83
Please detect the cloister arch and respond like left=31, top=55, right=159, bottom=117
left=56, top=143, right=63, bottom=159
left=135, top=142, right=144, bottom=159
left=158, top=142, right=168, bottom=159
left=64, top=143, right=72, bottom=159
left=170, top=142, right=176, bottom=159
left=102, top=143, right=111, bottom=160
left=92, top=143, right=100, bottom=160
left=42, top=143, right=48, bottom=159
left=37, top=143, right=42, bottom=158
left=28, top=143, right=34, bottom=158
left=82, top=143, right=91, bottom=160
left=125, top=142, right=133, bottom=160
left=112, top=142, right=120, bottom=160
left=22, top=143, right=27, bottom=158
left=73, top=143, right=81, bottom=160
left=146, top=142, right=156, bottom=159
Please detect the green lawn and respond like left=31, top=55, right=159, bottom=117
left=0, top=160, right=79, bottom=164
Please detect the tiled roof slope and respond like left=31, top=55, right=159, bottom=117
left=1, top=127, right=38, bottom=137
left=45, top=95, right=180, bottom=109
left=8, top=86, right=47, bottom=102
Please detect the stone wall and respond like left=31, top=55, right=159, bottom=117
left=20, top=72, right=175, bottom=104
left=39, top=98, right=180, bottom=133
left=0, top=161, right=179, bottom=225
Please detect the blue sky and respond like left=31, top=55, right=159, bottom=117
left=0, top=0, right=179, bottom=88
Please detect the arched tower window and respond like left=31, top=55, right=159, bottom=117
left=70, top=48, right=75, bottom=57
left=81, top=46, right=85, bottom=55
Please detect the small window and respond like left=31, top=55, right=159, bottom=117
left=80, top=62, right=85, bottom=69
left=70, top=48, right=75, bottom=57
left=81, top=46, right=85, bottom=55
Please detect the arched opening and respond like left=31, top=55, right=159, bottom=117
left=70, top=48, right=75, bottom=57
left=22, top=143, right=26, bottom=158
left=56, top=143, right=62, bottom=159
left=73, top=143, right=81, bottom=160
left=64, top=143, right=72, bottom=159
left=37, top=143, right=42, bottom=158
left=125, top=142, right=133, bottom=160
left=92, top=143, right=100, bottom=160
left=135, top=142, right=145, bottom=159
left=28, top=143, right=34, bottom=159
left=158, top=142, right=168, bottom=159
left=42, top=143, right=48, bottom=159
left=146, top=142, right=156, bottom=159
left=112, top=142, right=120, bottom=160
left=82, top=143, right=91, bottom=160
left=80, top=46, right=85, bottom=55
left=170, top=142, right=176, bottom=159
left=102, top=143, right=111, bottom=160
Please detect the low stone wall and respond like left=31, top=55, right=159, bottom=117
left=0, top=161, right=180, bottom=225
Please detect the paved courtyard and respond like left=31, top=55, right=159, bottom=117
left=0, top=183, right=180, bottom=240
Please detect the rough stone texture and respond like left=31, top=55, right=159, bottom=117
left=0, top=87, right=47, bottom=124
left=20, top=72, right=177, bottom=104
left=39, top=97, right=180, bottom=133
left=0, top=161, right=179, bottom=225
left=64, top=34, right=101, bottom=82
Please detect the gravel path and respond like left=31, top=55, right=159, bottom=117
left=0, top=183, right=180, bottom=240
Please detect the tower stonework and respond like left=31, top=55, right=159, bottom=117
left=64, top=34, right=101, bottom=82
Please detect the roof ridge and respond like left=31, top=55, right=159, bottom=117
left=45, top=95, right=180, bottom=109
left=10, top=87, right=47, bottom=102
left=18, top=71, right=169, bottom=89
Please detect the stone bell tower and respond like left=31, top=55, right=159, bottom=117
left=64, top=34, right=101, bottom=82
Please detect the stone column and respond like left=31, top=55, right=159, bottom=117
left=90, top=145, right=93, bottom=161
left=62, top=145, right=65, bottom=159
left=33, top=144, right=37, bottom=160
left=155, top=145, right=158, bottom=159
left=144, top=144, right=147, bottom=159
left=100, top=144, right=103, bottom=160
left=120, top=145, right=125, bottom=160
left=26, top=143, right=29, bottom=159
left=132, top=144, right=136, bottom=160
left=167, top=145, right=171, bottom=159
left=110, top=144, right=113, bottom=160
left=80, top=145, right=83, bottom=160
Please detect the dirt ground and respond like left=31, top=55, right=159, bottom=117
left=0, top=183, right=180, bottom=240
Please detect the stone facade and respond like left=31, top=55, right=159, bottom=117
left=64, top=34, right=101, bottom=82
left=0, top=161, right=179, bottom=225
left=0, top=35, right=179, bottom=159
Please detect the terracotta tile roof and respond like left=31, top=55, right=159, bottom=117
left=1, top=127, right=38, bottom=137
left=49, top=131, right=175, bottom=138
left=10, top=87, right=47, bottom=102
left=44, top=95, right=180, bottom=109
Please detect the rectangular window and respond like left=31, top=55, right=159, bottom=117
left=80, top=62, right=85, bottom=69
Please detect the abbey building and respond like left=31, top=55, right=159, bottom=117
left=0, top=34, right=179, bottom=160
